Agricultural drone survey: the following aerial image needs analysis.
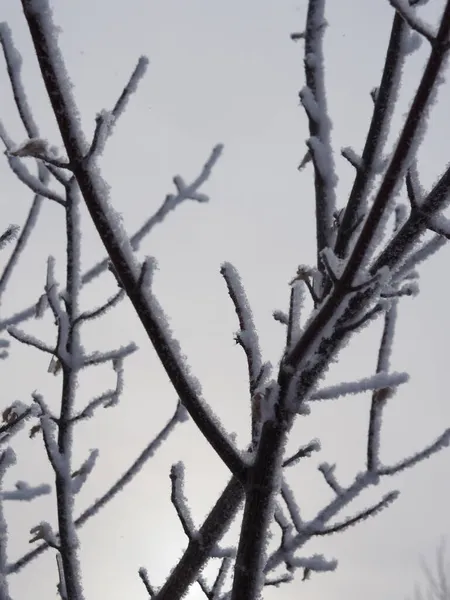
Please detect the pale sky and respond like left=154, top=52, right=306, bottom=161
left=1, top=1, right=450, bottom=599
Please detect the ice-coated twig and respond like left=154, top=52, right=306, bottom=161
left=283, top=439, right=320, bottom=468
left=318, top=463, right=342, bottom=495
left=281, top=480, right=303, bottom=533
left=301, top=0, right=337, bottom=264
left=56, top=554, right=68, bottom=600
left=0, top=196, right=42, bottom=301
left=0, top=405, right=34, bottom=444
left=313, top=490, right=399, bottom=536
left=0, top=225, right=19, bottom=251
left=0, top=449, right=15, bottom=600
left=2, top=481, right=50, bottom=501
left=82, top=143, right=223, bottom=286
left=389, top=0, right=436, bottom=43
left=394, top=236, right=446, bottom=283
left=80, top=342, right=137, bottom=368
left=211, top=556, right=233, bottom=599
left=17, top=4, right=243, bottom=478
left=29, top=522, right=59, bottom=549
left=378, top=428, right=450, bottom=476
left=0, top=142, right=223, bottom=335
left=264, top=573, right=294, bottom=587
left=3, top=154, right=65, bottom=205
left=221, top=262, right=263, bottom=396
left=0, top=22, right=39, bottom=138
left=170, top=462, right=196, bottom=539
left=286, top=283, right=304, bottom=350
left=288, top=553, right=337, bottom=574
left=341, top=147, right=362, bottom=171
left=71, top=450, right=99, bottom=494
left=71, top=358, right=126, bottom=422
left=334, top=12, right=409, bottom=258
left=74, top=289, right=125, bottom=324
left=138, top=567, right=156, bottom=597
left=8, top=403, right=185, bottom=574
left=85, top=56, right=149, bottom=162
left=367, top=303, right=398, bottom=472
left=7, top=325, right=54, bottom=354
left=40, top=415, right=64, bottom=476
left=310, top=370, right=408, bottom=401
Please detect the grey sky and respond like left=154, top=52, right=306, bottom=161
left=1, top=1, right=450, bottom=599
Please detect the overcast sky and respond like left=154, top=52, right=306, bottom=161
left=1, top=1, right=450, bottom=600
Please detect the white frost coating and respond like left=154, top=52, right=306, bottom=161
left=394, top=235, right=446, bottom=282
left=318, top=462, right=342, bottom=494
left=290, top=554, right=337, bottom=573
left=308, top=136, right=337, bottom=185
left=71, top=450, right=99, bottom=494
left=299, top=86, right=320, bottom=122
left=390, top=0, right=437, bottom=41
left=380, top=428, right=450, bottom=476
left=260, top=382, right=279, bottom=424
left=310, top=370, right=409, bottom=401
left=171, top=462, right=196, bottom=535
left=40, top=415, right=67, bottom=478
left=281, top=480, right=303, bottom=532
left=320, top=247, right=345, bottom=278
left=341, top=146, right=362, bottom=170
left=2, top=482, right=51, bottom=501
left=288, top=282, right=304, bottom=349
left=29, top=522, right=58, bottom=546
left=221, top=262, right=262, bottom=386
left=6, top=157, right=63, bottom=203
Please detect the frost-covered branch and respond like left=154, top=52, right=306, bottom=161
left=221, top=262, right=264, bottom=397
left=310, top=370, right=407, bottom=402
left=20, top=0, right=245, bottom=482
left=0, top=449, right=16, bottom=600
left=170, top=462, right=196, bottom=539
left=367, top=303, right=398, bottom=472
left=282, top=439, right=320, bottom=468
left=313, top=490, right=399, bottom=537
left=71, top=358, right=126, bottom=422
left=335, top=11, right=409, bottom=257
left=300, top=0, right=337, bottom=267
left=138, top=567, right=156, bottom=597
left=389, top=0, right=436, bottom=43
left=378, top=428, right=450, bottom=476
left=9, top=403, right=186, bottom=574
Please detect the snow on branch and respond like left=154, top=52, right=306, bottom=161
left=7, top=325, right=54, bottom=354
left=85, top=57, right=149, bottom=162
left=0, top=22, right=39, bottom=138
left=378, top=427, right=450, bottom=476
left=82, top=144, right=224, bottom=286
left=289, top=553, right=337, bottom=578
left=221, top=262, right=264, bottom=395
left=313, top=490, right=399, bottom=536
left=138, top=567, right=156, bottom=597
left=3, top=154, right=65, bottom=205
left=310, top=370, right=408, bottom=401
left=80, top=341, right=137, bottom=369
left=283, top=439, right=321, bottom=468
left=389, top=0, right=436, bottom=43
left=71, top=450, right=99, bottom=494
left=0, top=225, right=19, bottom=251
left=170, top=462, right=196, bottom=539
left=318, top=463, right=342, bottom=495
left=8, top=402, right=186, bottom=575
left=2, top=482, right=50, bottom=501
left=301, top=0, right=337, bottom=260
